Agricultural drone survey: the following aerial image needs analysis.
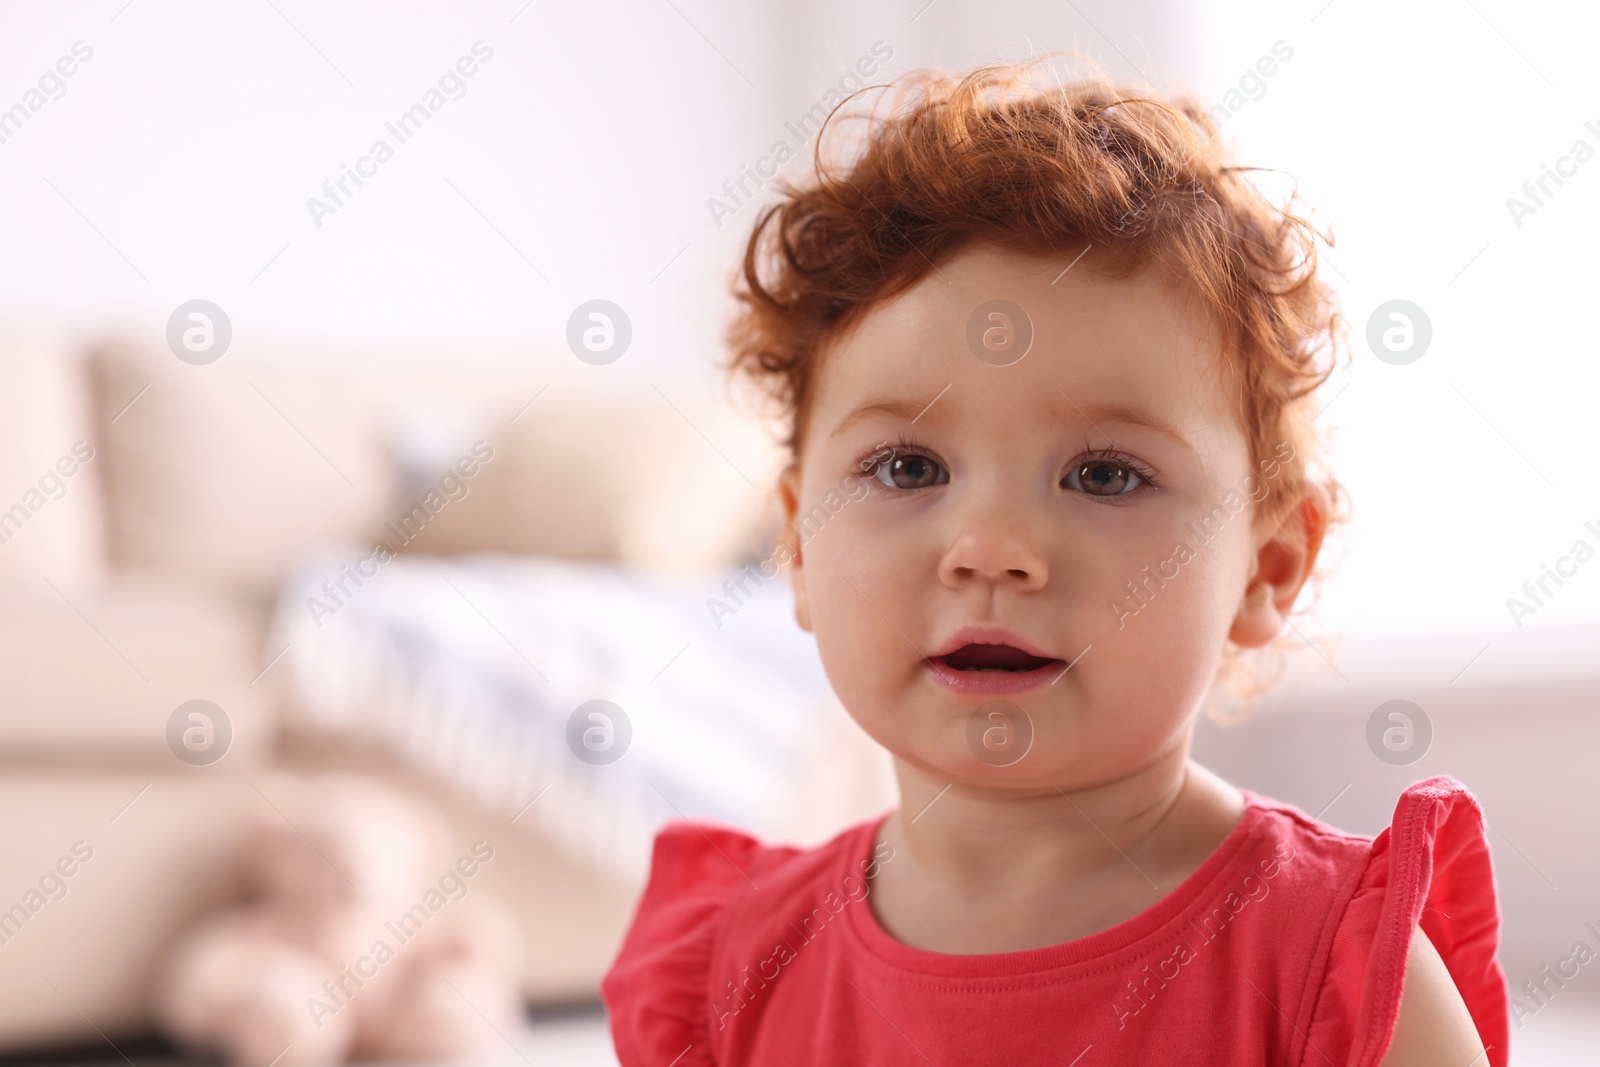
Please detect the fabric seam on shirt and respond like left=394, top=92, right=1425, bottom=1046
left=1353, top=787, right=1433, bottom=1067
left=1291, top=827, right=1381, bottom=1067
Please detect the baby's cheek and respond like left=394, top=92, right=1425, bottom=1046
left=807, top=554, right=906, bottom=681
left=1089, top=547, right=1243, bottom=709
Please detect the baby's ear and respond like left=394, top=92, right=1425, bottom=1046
left=1228, top=491, right=1327, bottom=648
left=776, top=464, right=813, bottom=633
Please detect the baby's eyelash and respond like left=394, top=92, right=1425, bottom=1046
left=1075, top=439, right=1161, bottom=489
left=854, top=431, right=934, bottom=476
left=852, top=434, right=1160, bottom=491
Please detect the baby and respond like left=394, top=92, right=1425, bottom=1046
left=603, top=59, right=1509, bottom=1066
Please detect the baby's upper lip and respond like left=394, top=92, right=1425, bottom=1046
left=928, top=626, right=1059, bottom=661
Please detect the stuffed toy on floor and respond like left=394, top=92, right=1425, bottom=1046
left=155, top=773, right=524, bottom=1066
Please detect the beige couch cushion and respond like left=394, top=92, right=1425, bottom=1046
left=89, top=343, right=783, bottom=597
left=0, top=574, right=273, bottom=768
left=0, top=332, right=108, bottom=592
left=90, top=343, right=422, bottom=599
left=393, top=381, right=785, bottom=572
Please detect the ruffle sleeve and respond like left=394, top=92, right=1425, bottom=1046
left=602, top=820, right=765, bottom=1067
left=1304, top=775, right=1510, bottom=1067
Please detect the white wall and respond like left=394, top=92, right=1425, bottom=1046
left=0, top=0, right=1204, bottom=371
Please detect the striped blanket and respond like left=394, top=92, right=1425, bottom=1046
left=267, top=552, right=831, bottom=883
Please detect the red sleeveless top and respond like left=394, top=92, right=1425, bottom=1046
left=602, top=776, right=1509, bottom=1066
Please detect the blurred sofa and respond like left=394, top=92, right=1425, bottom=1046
left=0, top=332, right=897, bottom=1054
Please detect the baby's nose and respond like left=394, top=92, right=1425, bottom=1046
left=936, top=512, right=1049, bottom=591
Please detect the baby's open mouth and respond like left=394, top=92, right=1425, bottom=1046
left=935, top=644, right=1062, bottom=672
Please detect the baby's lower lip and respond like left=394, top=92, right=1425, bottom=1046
left=923, top=656, right=1066, bottom=695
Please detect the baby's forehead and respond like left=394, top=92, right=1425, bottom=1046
left=806, top=244, right=1236, bottom=446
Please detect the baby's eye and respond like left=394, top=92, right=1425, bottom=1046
left=1063, top=457, right=1146, bottom=498
left=872, top=451, right=947, bottom=490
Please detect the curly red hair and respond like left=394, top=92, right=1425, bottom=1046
left=722, top=56, right=1350, bottom=708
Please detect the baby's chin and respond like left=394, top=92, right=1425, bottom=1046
left=841, top=673, right=1190, bottom=784
left=862, top=704, right=1114, bottom=789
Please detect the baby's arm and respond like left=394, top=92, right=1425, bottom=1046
left=1376, top=926, right=1489, bottom=1066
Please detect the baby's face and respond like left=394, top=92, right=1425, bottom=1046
left=781, top=241, right=1289, bottom=792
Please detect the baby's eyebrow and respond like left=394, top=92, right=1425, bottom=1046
left=1065, top=398, right=1194, bottom=450
left=829, top=393, right=1193, bottom=451
left=828, top=397, right=929, bottom=439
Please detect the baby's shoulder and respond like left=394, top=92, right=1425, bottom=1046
left=1236, top=776, right=1497, bottom=893
left=1237, top=784, right=1379, bottom=878
left=1239, top=777, right=1510, bottom=1067
left=600, top=815, right=889, bottom=1066
left=630, top=814, right=887, bottom=916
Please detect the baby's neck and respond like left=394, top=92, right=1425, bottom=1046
left=868, top=747, right=1245, bottom=954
